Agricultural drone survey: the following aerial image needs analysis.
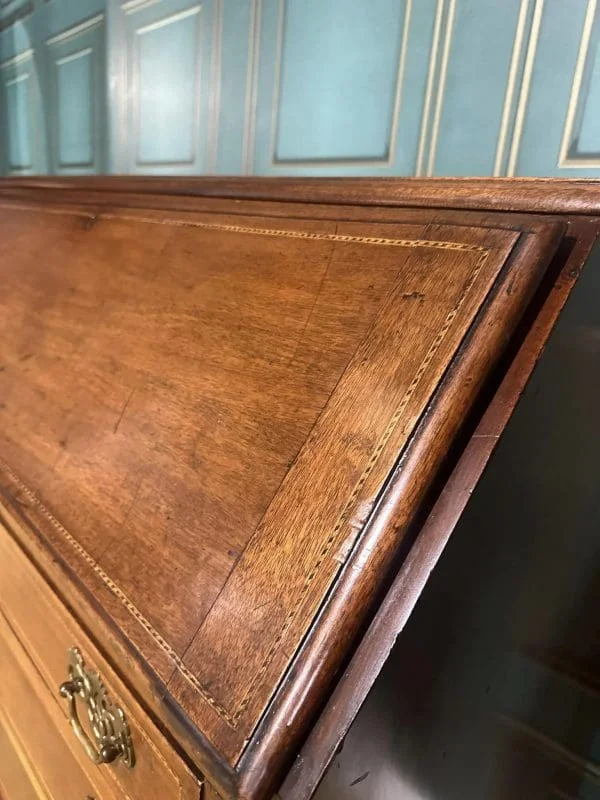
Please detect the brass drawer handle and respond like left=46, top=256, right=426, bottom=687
left=58, top=647, right=135, bottom=768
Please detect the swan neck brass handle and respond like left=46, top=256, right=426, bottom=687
left=58, top=648, right=135, bottom=769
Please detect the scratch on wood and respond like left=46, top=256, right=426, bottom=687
left=114, top=388, right=136, bottom=434
left=349, top=771, right=370, bottom=787
left=287, top=224, right=338, bottom=367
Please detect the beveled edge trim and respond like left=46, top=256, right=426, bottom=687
left=46, top=13, right=105, bottom=46
left=493, top=0, right=531, bottom=177
left=0, top=48, right=33, bottom=70
left=4, top=176, right=600, bottom=216
left=0, top=200, right=487, bottom=732
left=0, top=704, right=53, bottom=799
left=268, top=0, right=413, bottom=170
left=506, top=0, right=545, bottom=176
left=558, top=0, right=599, bottom=169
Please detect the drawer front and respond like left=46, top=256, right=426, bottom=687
left=0, top=520, right=201, bottom=800
left=0, top=610, right=117, bottom=800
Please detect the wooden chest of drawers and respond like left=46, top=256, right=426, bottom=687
left=0, top=177, right=598, bottom=800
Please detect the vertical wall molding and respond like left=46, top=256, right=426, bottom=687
left=506, top=0, right=545, bottom=176
left=266, top=0, right=413, bottom=169
left=242, top=0, right=262, bottom=174
left=558, top=0, right=598, bottom=168
left=415, top=0, right=445, bottom=176
left=111, top=0, right=223, bottom=174
left=425, top=0, right=456, bottom=176
left=0, top=48, right=35, bottom=174
left=46, top=13, right=106, bottom=174
left=207, top=0, right=222, bottom=172
left=493, top=0, right=531, bottom=176
left=0, top=49, right=34, bottom=70
left=267, top=0, right=284, bottom=166
left=132, top=5, right=203, bottom=168
left=46, top=13, right=105, bottom=46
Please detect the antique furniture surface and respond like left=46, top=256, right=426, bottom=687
left=0, top=177, right=598, bottom=800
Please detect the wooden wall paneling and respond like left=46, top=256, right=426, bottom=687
left=0, top=48, right=42, bottom=175
left=215, top=0, right=253, bottom=174
left=0, top=0, right=107, bottom=177
left=559, top=0, right=600, bottom=170
left=250, top=0, right=440, bottom=177
left=425, top=0, right=539, bottom=177
left=109, top=0, right=221, bottom=175
left=512, top=0, right=600, bottom=177
left=46, top=13, right=107, bottom=174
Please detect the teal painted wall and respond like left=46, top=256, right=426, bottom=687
left=0, top=0, right=599, bottom=176
left=0, top=0, right=106, bottom=175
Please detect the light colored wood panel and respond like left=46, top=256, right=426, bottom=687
left=0, top=611, right=111, bottom=800
left=0, top=522, right=202, bottom=800
left=0, top=713, right=46, bottom=800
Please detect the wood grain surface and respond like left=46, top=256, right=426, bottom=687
left=0, top=179, right=577, bottom=799
left=2, top=176, right=600, bottom=216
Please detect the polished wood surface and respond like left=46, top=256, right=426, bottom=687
left=0, top=190, right=557, bottom=766
left=1, top=178, right=598, bottom=800
left=3, top=176, right=600, bottom=216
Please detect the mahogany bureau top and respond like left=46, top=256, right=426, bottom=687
left=0, top=177, right=598, bottom=800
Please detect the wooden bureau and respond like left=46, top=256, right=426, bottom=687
left=0, top=177, right=598, bottom=800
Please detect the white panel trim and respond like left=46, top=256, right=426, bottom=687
left=416, top=0, right=445, bottom=176
left=558, top=0, right=599, bottom=168
left=268, top=0, right=284, bottom=165
left=4, top=72, right=33, bottom=171
left=135, top=5, right=201, bottom=36
left=268, top=0, right=414, bottom=169
left=46, top=14, right=104, bottom=46
left=207, top=0, right=223, bottom=172
left=242, top=0, right=261, bottom=174
left=493, top=0, right=531, bottom=176
left=0, top=49, right=33, bottom=70
left=56, top=47, right=93, bottom=68
left=123, top=0, right=166, bottom=13
left=426, top=0, right=456, bottom=176
left=4, top=72, right=29, bottom=87
left=506, top=0, right=545, bottom=176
